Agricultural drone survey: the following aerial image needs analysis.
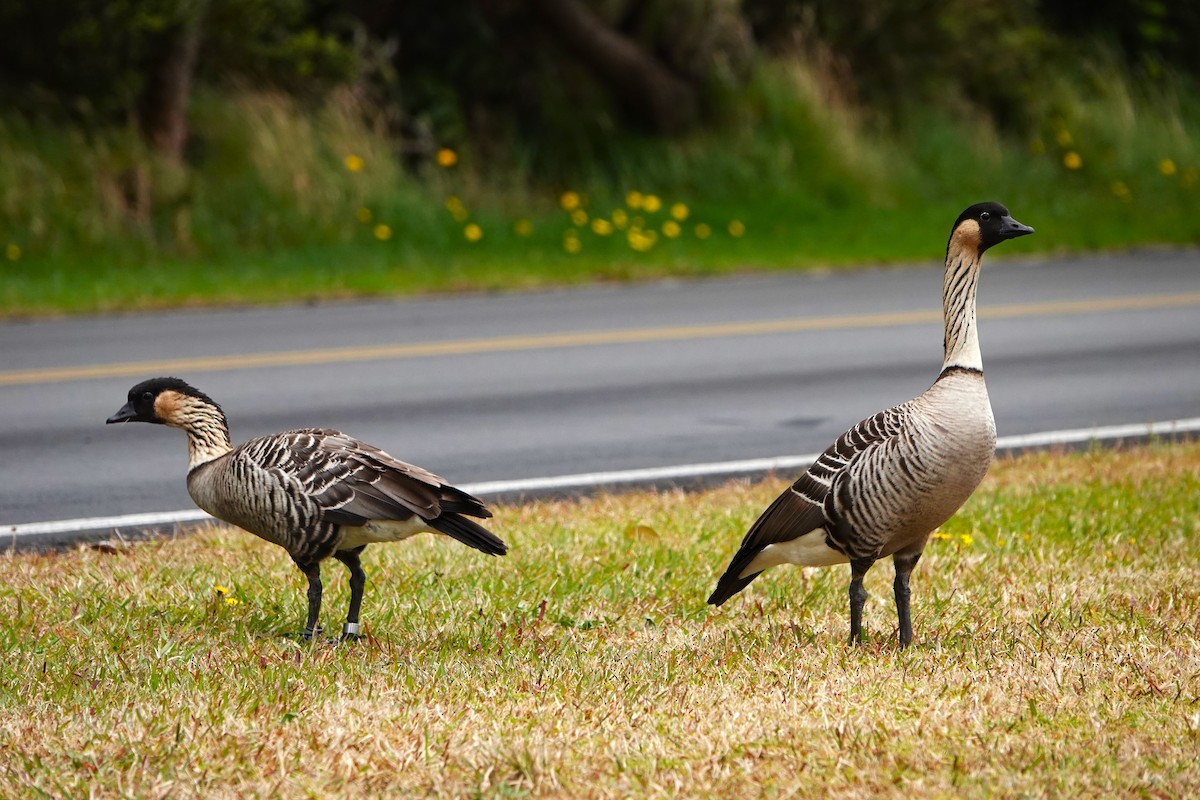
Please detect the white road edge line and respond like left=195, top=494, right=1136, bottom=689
left=7, top=417, right=1200, bottom=540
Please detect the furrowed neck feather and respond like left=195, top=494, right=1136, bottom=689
left=941, top=242, right=984, bottom=372
left=164, top=395, right=233, bottom=469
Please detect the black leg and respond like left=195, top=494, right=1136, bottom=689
left=295, top=560, right=323, bottom=639
left=893, top=552, right=922, bottom=649
left=334, top=546, right=367, bottom=640
left=848, top=558, right=874, bottom=645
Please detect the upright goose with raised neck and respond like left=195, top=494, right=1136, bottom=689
left=107, top=377, right=507, bottom=639
left=707, top=202, right=1034, bottom=648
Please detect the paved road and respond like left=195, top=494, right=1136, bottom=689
left=1, top=250, right=1198, bottom=528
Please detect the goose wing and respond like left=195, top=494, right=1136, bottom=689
left=707, top=405, right=908, bottom=605
left=254, top=428, right=490, bottom=528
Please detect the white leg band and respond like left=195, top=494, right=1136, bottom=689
left=342, top=622, right=361, bottom=636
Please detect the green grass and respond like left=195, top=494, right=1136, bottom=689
left=2, top=443, right=1199, bottom=796
left=2, top=61, right=1200, bottom=318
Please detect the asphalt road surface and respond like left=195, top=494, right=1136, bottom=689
left=1, top=250, right=1197, bottom=529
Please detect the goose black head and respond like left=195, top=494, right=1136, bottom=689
left=106, top=377, right=220, bottom=426
left=948, top=202, right=1034, bottom=259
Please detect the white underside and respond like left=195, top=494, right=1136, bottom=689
left=337, top=518, right=431, bottom=550
left=738, top=527, right=849, bottom=578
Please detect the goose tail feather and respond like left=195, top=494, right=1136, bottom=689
left=428, top=512, right=508, bottom=556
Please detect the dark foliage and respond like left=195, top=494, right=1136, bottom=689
left=0, top=0, right=1196, bottom=163
left=0, top=0, right=357, bottom=122
left=1039, top=0, right=1200, bottom=76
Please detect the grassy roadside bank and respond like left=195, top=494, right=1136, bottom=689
left=2, top=442, right=1198, bottom=796
left=3, top=62, right=1199, bottom=318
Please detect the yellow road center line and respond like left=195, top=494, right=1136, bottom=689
left=3, top=292, right=1198, bottom=387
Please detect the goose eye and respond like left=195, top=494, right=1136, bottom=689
left=979, top=211, right=991, bottom=221
left=142, top=391, right=154, bottom=404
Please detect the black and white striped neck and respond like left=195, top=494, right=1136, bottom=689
left=940, top=245, right=984, bottom=373
left=165, top=396, right=234, bottom=470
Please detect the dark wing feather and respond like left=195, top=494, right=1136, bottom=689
left=427, top=512, right=508, bottom=556
left=707, top=482, right=825, bottom=605
left=707, top=405, right=909, bottom=606
left=279, top=428, right=490, bottom=527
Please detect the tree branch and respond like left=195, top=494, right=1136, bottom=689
left=532, top=0, right=698, bottom=134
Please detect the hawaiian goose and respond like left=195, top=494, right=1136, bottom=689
left=107, top=377, right=507, bottom=639
left=707, top=202, right=1034, bottom=648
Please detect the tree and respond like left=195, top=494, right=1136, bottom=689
left=0, top=0, right=357, bottom=160
left=531, top=0, right=698, bottom=135
left=139, top=0, right=209, bottom=162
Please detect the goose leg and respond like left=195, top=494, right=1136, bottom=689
left=295, top=560, right=323, bottom=639
left=848, top=558, right=874, bottom=645
left=334, top=546, right=367, bottom=640
left=893, top=552, right=921, bottom=649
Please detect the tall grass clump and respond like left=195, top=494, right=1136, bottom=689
left=1025, top=58, right=1200, bottom=243
left=2, top=53, right=1199, bottom=316
left=0, top=112, right=157, bottom=258
left=896, top=47, right=1200, bottom=241
left=0, top=89, right=437, bottom=259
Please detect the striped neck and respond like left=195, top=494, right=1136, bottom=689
left=164, top=396, right=234, bottom=469
left=940, top=245, right=984, bottom=372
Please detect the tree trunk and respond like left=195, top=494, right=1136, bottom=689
left=139, top=1, right=208, bottom=162
left=531, top=0, right=698, bottom=135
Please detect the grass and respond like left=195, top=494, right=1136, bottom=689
left=2, top=442, right=1198, bottom=797
left=3, top=60, right=1200, bottom=317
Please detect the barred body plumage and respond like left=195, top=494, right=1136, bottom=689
left=108, top=379, right=507, bottom=639
left=708, top=202, right=1033, bottom=648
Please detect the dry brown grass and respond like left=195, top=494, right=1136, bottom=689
left=2, top=443, right=1198, bottom=798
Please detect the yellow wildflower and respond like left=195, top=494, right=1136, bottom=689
left=1112, top=181, right=1132, bottom=202
left=560, top=191, right=582, bottom=211
left=563, top=234, right=582, bottom=254
left=464, top=223, right=483, bottom=242
left=642, top=195, right=662, bottom=213
left=728, top=220, right=746, bottom=237
left=343, top=154, right=365, bottom=173
left=611, top=209, right=629, bottom=228
left=958, top=533, right=974, bottom=547
left=627, top=228, right=657, bottom=252
left=224, top=596, right=241, bottom=606
left=445, top=195, right=469, bottom=223
left=355, top=207, right=372, bottom=224
left=591, top=218, right=614, bottom=236
left=625, top=191, right=644, bottom=209
left=1159, top=158, right=1177, bottom=176
left=694, top=223, right=712, bottom=240
left=662, top=220, right=681, bottom=238
left=670, top=203, right=689, bottom=221
left=436, top=148, right=458, bottom=168
left=1055, top=129, right=1073, bottom=147
left=373, top=224, right=392, bottom=241
left=570, top=209, right=588, bottom=227
left=1063, top=152, right=1083, bottom=170
left=213, top=584, right=230, bottom=595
